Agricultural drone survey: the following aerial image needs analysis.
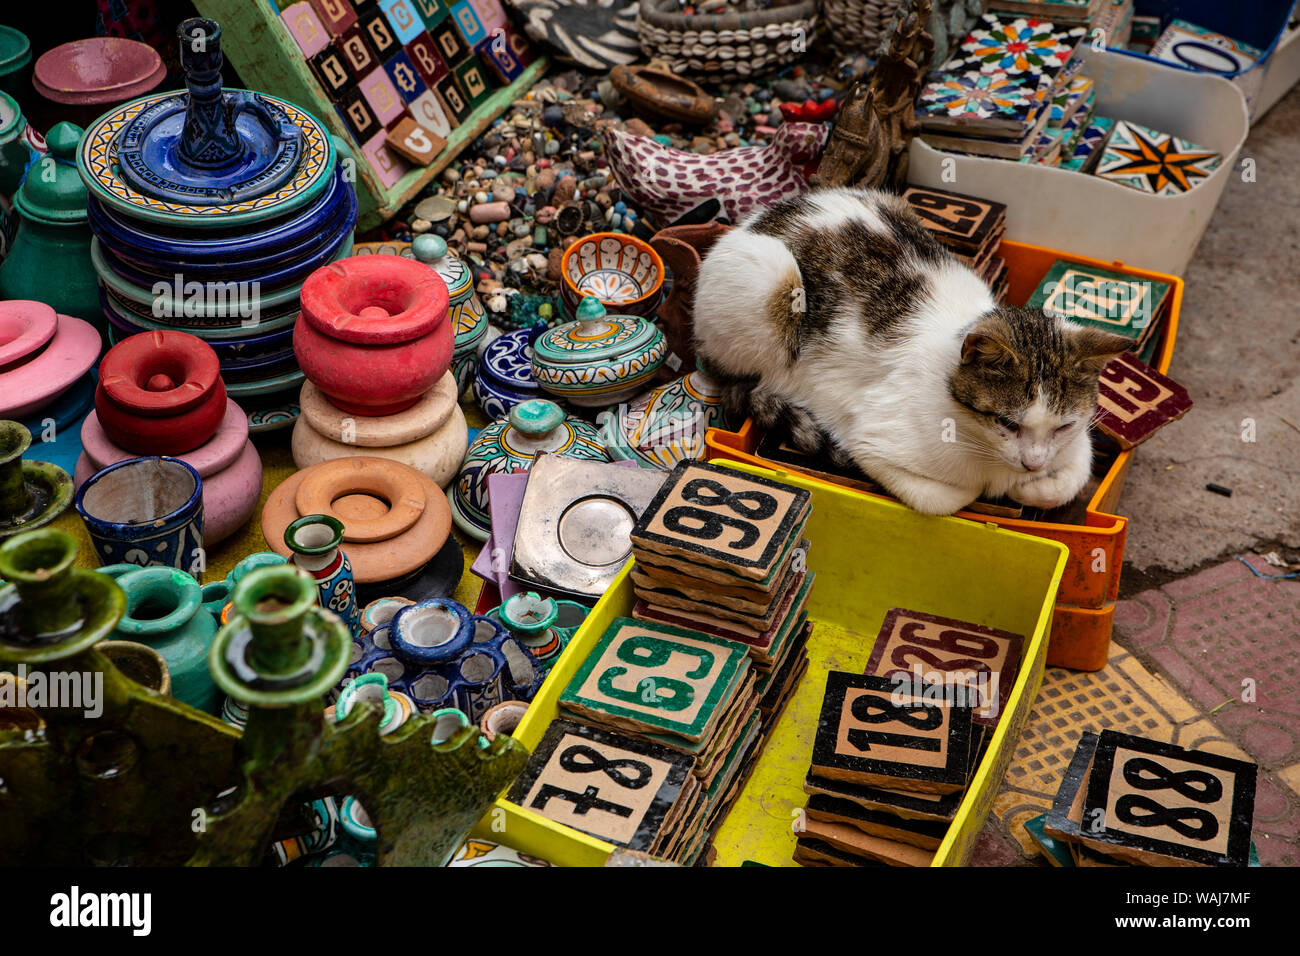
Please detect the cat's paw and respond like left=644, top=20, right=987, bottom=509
left=887, top=476, right=980, bottom=516
left=1011, top=470, right=1085, bottom=509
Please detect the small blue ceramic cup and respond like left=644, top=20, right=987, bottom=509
left=76, top=456, right=205, bottom=577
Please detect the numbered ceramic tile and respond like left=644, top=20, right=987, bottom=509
left=413, top=0, right=451, bottom=29
left=631, top=459, right=811, bottom=581
left=1080, top=731, right=1256, bottom=866
left=903, top=186, right=1006, bottom=257
left=804, top=773, right=963, bottom=823
left=453, top=58, right=492, bottom=108
left=310, top=0, right=359, bottom=33
left=386, top=114, right=445, bottom=164
left=359, top=67, right=405, bottom=125
left=811, top=672, right=973, bottom=794
left=449, top=0, right=488, bottom=47
left=380, top=0, right=428, bottom=44
left=800, top=817, right=934, bottom=866
left=382, top=50, right=427, bottom=103
left=1094, top=120, right=1222, bottom=197
left=406, top=33, right=451, bottom=85
left=282, top=2, right=332, bottom=57
left=338, top=86, right=381, bottom=141
left=1030, top=259, right=1171, bottom=342
left=409, top=88, right=454, bottom=136
left=1096, top=353, right=1193, bottom=450
left=310, top=46, right=353, bottom=96
left=863, top=608, right=1023, bottom=727
left=339, top=25, right=378, bottom=76
left=360, top=129, right=410, bottom=188
left=434, top=75, right=471, bottom=124
left=949, top=12, right=1085, bottom=78
left=430, top=19, right=467, bottom=65
left=560, top=616, right=750, bottom=742
left=805, top=794, right=950, bottom=850
left=509, top=453, right=667, bottom=599
left=506, top=719, right=692, bottom=850
left=1150, top=19, right=1261, bottom=76
left=1043, top=730, right=1098, bottom=844
left=793, top=836, right=884, bottom=867
left=361, top=8, right=401, bottom=59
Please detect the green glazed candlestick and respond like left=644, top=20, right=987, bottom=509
left=0, top=420, right=74, bottom=540
left=193, top=565, right=530, bottom=866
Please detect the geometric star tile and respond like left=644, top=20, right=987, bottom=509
left=1094, top=120, right=1222, bottom=196
left=946, top=12, right=1085, bottom=81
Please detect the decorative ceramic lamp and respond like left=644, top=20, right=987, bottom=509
left=0, top=122, right=102, bottom=330
left=411, top=235, right=488, bottom=395
left=262, top=456, right=453, bottom=589
left=0, top=300, right=100, bottom=420
left=600, top=363, right=727, bottom=468
left=290, top=371, right=468, bottom=488
left=0, top=420, right=74, bottom=539
left=532, top=295, right=667, bottom=407
left=285, top=513, right=361, bottom=638
left=296, top=253, right=453, bottom=416
left=452, top=399, right=610, bottom=541
left=472, top=324, right=548, bottom=421
left=497, top=591, right=568, bottom=671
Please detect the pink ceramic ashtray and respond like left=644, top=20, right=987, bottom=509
left=0, top=300, right=58, bottom=367
left=34, top=37, right=166, bottom=106
left=0, top=314, right=100, bottom=419
left=75, top=398, right=262, bottom=545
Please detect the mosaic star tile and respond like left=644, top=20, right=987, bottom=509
left=1094, top=120, right=1222, bottom=196
left=948, top=12, right=1086, bottom=78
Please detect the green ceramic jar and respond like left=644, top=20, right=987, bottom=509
left=0, top=122, right=102, bottom=334
left=104, top=565, right=220, bottom=713
left=0, top=90, right=30, bottom=200
left=530, top=296, right=666, bottom=407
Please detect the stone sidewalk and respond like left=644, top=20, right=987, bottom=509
left=973, top=555, right=1300, bottom=866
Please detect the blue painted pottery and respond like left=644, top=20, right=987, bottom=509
left=223, top=366, right=304, bottom=398
left=99, top=283, right=302, bottom=339
left=84, top=164, right=351, bottom=263
left=75, top=455, right=204, bottom=574
left=101, top=298, right=296, bottom=363
left=472, top=324, right=548, bottom=421
left=285, top=513, right=360, bottom=638
left=391, top=597, right=473, bottom=666
left=99, top=564, right=220, bottom=712
left=218, top=352, right=300, bottom=384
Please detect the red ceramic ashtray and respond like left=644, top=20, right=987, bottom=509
left=96, top=330, right=227, bottom=454
left=296, top=254, right=453, bottom=416
left=0, top=300, right=58, bottom=368
left=33, top=37, right=166, bottom=106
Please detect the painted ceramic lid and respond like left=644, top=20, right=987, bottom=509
left=479, top=326, right=544, bottom=395
left=299, top=254, right=450, bottom=345
left=0, top=301, right=58, bottom=367
left=412, top=234, right=473, bottom=303
left=99, top=330, right=222, bottom=416
left=0, top=27, right=31, bottom=76
left=0, top=91, right=22, bottom=146
left=532, top=296, right=664, bottom=368
left=33, top=37, right=166, bottom=106
left=14, top=123, right=86, bottom=223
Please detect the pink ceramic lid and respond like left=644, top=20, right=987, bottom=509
left=33, top=37, right=166, bottom=106
left=300, top=255, right=450, bottom=345
left=0, top=314, right=100, bottom=418
left=0, top=300, right=58, bottom=367
left=80, top=397, right=249, bottom=476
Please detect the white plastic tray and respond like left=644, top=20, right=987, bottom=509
left=908, top=45, right=1250, bottom=276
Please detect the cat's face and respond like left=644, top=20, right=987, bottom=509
left=949, top=307, right=1131, bottom=474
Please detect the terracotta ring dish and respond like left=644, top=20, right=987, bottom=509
left=0, top=314, right=101, bottom=419
left=560, top=232, right=664, bottom=317
left=262, top=458, right=452, bottom=585
left=295, top=458, right=427, bottom=544
left=0, top=300, right=58, bottom=368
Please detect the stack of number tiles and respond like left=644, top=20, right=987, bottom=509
left=1027, top=257, right=1193, bottom=450
left=917, top=12, right=1086, bottom=162
left=902, top=186, right=1008, bottom=302
left=1030, top=731, right=1257, bottom=867
left=276, top=0, right=534, bottom=187
left=795, top=609, right=1026, bottom=867
left=505, top=460, right=813, bottom=864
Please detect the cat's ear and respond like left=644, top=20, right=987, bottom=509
left=1070, top=327, right=1132, bottom=375
left=961, top=327, right=1017, bottom=370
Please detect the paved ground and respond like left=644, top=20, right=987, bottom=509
left=974, top=86, right=1300, bottom=866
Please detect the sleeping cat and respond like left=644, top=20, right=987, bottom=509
left=692, top=187, right=1132, bottom=516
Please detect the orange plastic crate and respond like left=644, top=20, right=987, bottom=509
left=704, top=239, right=1182, bottom=671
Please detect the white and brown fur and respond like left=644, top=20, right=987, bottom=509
left=692, top=187, right=1132, bottom=515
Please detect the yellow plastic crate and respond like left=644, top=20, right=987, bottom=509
left=472, top=462, right=1068, bottom=866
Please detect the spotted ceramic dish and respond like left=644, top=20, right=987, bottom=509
left=560, top=232, right=663, bottom=316
left=77, top=89, right=335, bottom=228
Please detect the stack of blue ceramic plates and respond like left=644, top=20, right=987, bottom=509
left=75, top=17, right=356, bottom=432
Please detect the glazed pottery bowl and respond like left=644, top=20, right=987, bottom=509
left=560, top=232, right=664, bottom=317
left=472, top=325, right=547, bottom=420
left=76, top=456, right=204, bottom=572
left=32, top=37, right=166, bottom=130
left=296, top=254, right=453, bottom=415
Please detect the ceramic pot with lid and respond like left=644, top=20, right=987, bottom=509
left=411, top=235, right=488, bottom=395
left=531, top=295, right=666, bottom=407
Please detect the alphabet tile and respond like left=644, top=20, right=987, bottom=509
left=1095, top=352, right=1193, bottom=450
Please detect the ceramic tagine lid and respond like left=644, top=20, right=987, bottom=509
left=601, top=361, right=727, bottom=469
left=531, top=296, right=666, bottom=408
left=452, top=398, right=609, bottom=541
left=76, top=17, right=335, bottom=228
left=412, top=233, right=487, bottom=355
left=13, top=122, right=86, bottom=224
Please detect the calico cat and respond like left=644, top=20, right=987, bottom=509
left=691, top=187, right=1132, bottom=516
